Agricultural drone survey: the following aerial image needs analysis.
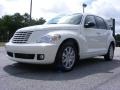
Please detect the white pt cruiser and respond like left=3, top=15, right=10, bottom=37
left=6, top=13, right=116, bottom=71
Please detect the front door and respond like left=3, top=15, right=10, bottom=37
left=83, top=15, right=100, bottom=53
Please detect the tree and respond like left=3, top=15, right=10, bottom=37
left=0, top=13, right=46, bottom=42
left=115, top=34, right=120, bottom=47
left=115, top=34, right=120, bottom=41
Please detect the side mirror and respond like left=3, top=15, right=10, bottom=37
left=84, top=22, right=95, bottom=28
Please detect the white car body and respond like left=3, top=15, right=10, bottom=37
left=5, top=13, right=115, bottom=65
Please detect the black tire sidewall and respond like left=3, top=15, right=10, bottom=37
left=104, top=44, right=114, bottom=61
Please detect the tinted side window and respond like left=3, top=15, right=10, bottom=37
left=95, top=16, right=107, bottom=29
left=84, top=15, right=96, bottom=28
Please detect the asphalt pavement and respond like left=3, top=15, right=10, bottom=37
left=0, top=47, right=120, bottom=90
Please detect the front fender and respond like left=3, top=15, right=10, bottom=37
left=48, top=30, right=87, bottom=56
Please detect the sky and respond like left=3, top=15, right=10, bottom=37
left=0, top=0, right=120, bottom=33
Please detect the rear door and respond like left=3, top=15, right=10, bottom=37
left=94, top=16, right=109, bottom=50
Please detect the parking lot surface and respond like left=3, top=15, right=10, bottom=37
left=0, top=47, right=120, bottom=90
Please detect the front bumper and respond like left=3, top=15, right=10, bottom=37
left=5, top=42, right=58, bottom=64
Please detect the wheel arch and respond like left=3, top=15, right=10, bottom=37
left=110, top=41, right=116, bottom=50
left=61, top=38, right=79, bottom=53
left=55, top=38, right=80, bottom=62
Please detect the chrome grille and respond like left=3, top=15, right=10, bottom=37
left=12, top=31, right=33, bottom=43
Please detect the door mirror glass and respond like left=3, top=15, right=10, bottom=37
left=84, top=22, right=95, bottom=28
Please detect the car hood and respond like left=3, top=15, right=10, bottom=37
left=17, top=24, right=79, bottom=32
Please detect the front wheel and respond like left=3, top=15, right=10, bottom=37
left=104, top=44, right=114, bottom=61
left=55, top=41, right=78, bottom=72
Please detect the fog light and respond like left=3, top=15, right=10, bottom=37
left=37, top=54, right=44, bottom=60
left=7, top=52, right=13, bottom=57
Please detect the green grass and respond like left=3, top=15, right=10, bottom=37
left=0, top=42, right=5, bottom=47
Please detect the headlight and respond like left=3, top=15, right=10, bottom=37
left=36, top=34, right=61, bottom=43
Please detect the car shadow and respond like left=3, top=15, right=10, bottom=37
left=3, top=57, right=120, bottom=81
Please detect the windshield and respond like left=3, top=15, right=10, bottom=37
left=46, top=14, right=83, bottom=25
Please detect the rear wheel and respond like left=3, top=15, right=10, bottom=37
left=55, top=41, right=78, bottom=72
left=104, top=44, right=114, bottom=61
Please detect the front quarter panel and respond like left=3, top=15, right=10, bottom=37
left=48, top=30, right=87, bottom=58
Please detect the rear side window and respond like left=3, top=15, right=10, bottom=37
left=84, top=15, right=96, bottom=28
left=95, top=16, right=107, bottom=29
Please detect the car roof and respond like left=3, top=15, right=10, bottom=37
left=72, top=13, right=96, bottom=17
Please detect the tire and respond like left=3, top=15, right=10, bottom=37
left=55, top=41, right=78, bottom=72
left=104, top=44, right=114, bottom=61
